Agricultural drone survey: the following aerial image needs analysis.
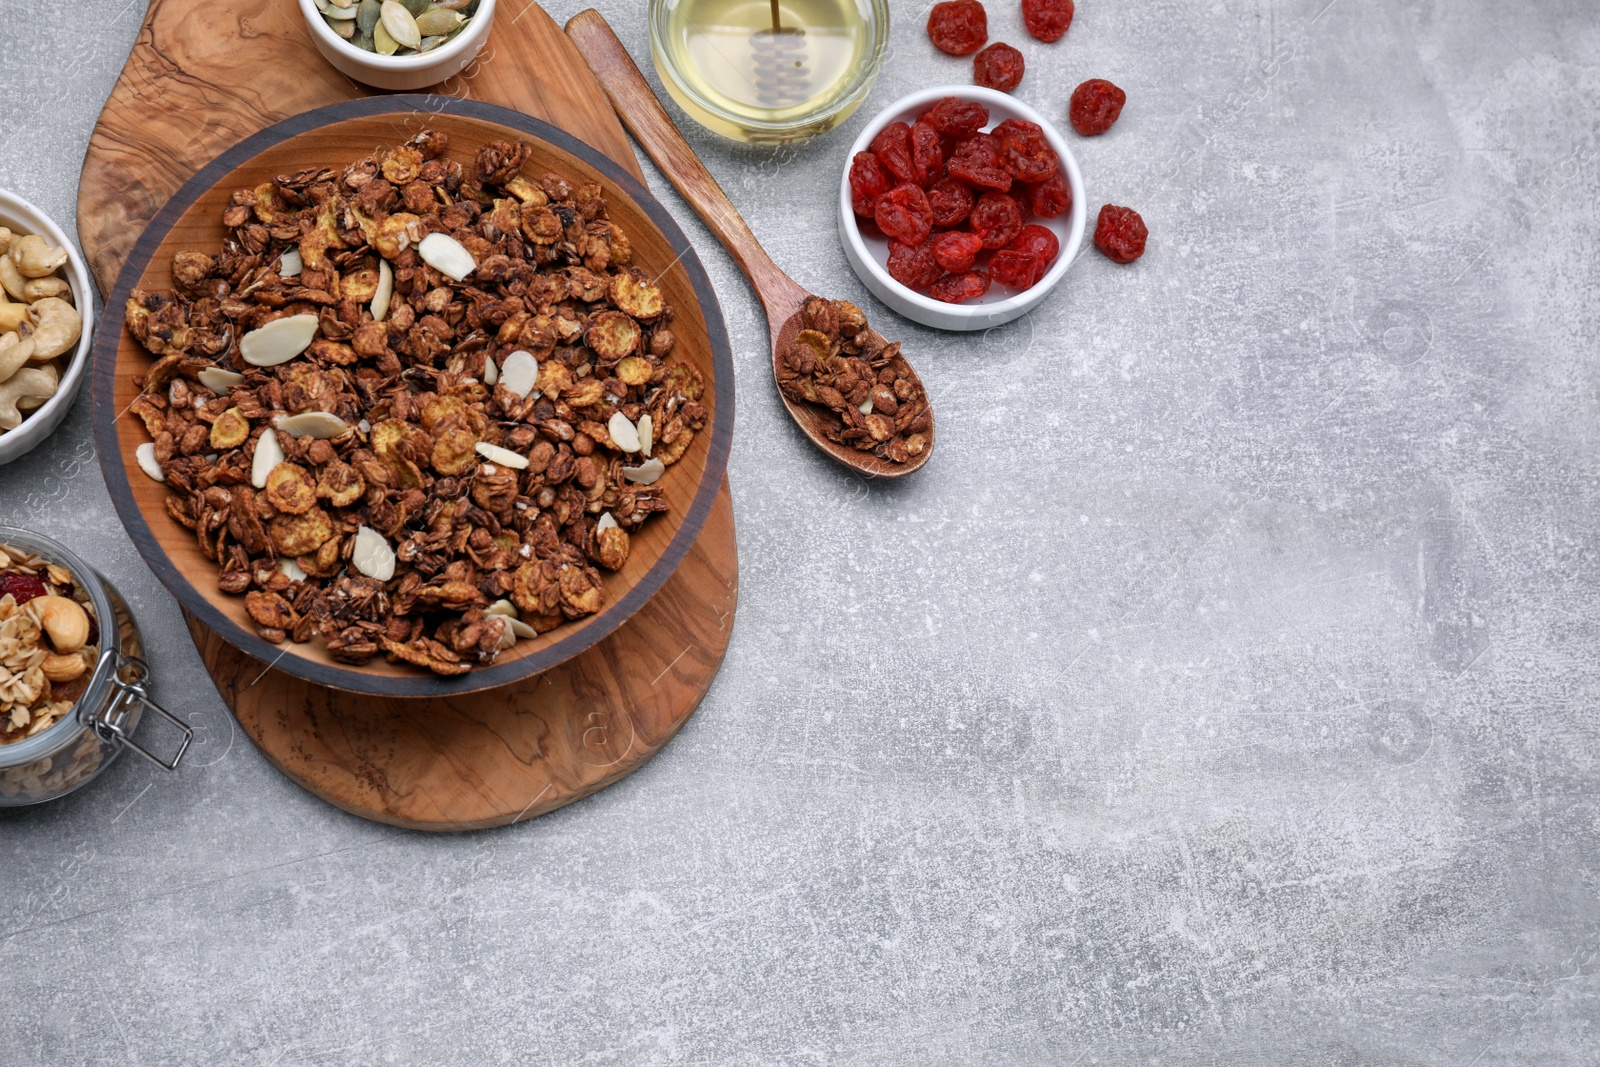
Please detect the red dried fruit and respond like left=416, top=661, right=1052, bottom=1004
left=993, top=119, right=1059, bottom=183
left=1070, top=78, right=1127, bottom=136
left=933, top=231, right=984, bottom=273
left=1010, top=223, right=1060, bottom=268
left=910, top=122, right=946, bottom=187
left=1022, top=0, right=1074, bottom=42
left=989, top=249, right=1041, bottom=290
left=947, top=134, right=1012, bottom=192
left=849, top=152, right=891, bottom=218
left=927, top=0, right=988, bottom=56
left=969, top=192, right=1023, bottom=250
left=1022, top=172, right=1072, bottom=218
left=887, top=239, right=943, bottom=291
left=927, top=177, right=976, bottom=228
left=973, top=42, right=1025, bottom=92
left=1094, top=204, right=1148, bottom=263
left=921, top=97, right=990, bottom=137
left=930, top=270, right=991, bottom=304
left=874, top=183, right=934, bottom=246
left=870, top=122, right=917, bottom=185
left=0, top=572, right=48, bottom=604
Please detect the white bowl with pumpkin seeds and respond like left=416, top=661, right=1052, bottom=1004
left=300, top=0, right=495, bottom=91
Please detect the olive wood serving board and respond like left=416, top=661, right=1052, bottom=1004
left=77, top=0, right=739, bottom=830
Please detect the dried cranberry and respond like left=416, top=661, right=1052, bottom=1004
left=85, top=612, right=99, bottom=647
left=927, top=0, right=988, bottom=56
left=910, top=122, right=946, bottom=187
left=0, top=572, right=48, bottom=604
left=1070, top=78, right=1127, bottom=136
left=927, top=178, right=976, bottom=228
left=969, top=192, right=1023, bottom=250
left=947, top=134, right=1012, bottom=193
left=933, top=231, right=984, bottom=274
left=921, top=97, right=990, bottom=137
left=1022, top=0, right=1074, bottom=42
left=993, top=119, right=1059, bottom=183
left=1022, top=172, right=1072, bottom=218
left=973, top=42, right=1025, bottom=92
left=930, top=270, right=991, bottom=304
left=848, top=152, right=891, bottom=218
left=1010, top=223, right=1060, bottom=269
left=870, top=123, right=917, bottom=185
left=886, top=239, right=942, bottom=291
left=1094, top=204, right=1148, bottom=263
left=989, top=249, right=1041, bottom=290
left=875, top=183, right=934, bottom=246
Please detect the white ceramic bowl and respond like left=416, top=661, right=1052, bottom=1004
left=0, top=191, right=94, bottom=465
left=839, top=85, right=1087, bottom=332
left=299, top=0, right=496, bottom=91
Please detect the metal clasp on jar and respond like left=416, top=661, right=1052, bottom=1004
left=92, top=652, right=192, bottom=771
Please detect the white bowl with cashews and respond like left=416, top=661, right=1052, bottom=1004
left=0, top=191, right=92, bottom=465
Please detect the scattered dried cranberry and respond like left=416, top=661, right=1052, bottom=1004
left=973, top=42, right=1025, bottom=92
left=927, top=178, right=976, bottom=228
left=871, top=123, right=917, bottom=185
left=930, top=270, right=991, bottom=304
left=0, top=572, right=48, bottom=604
left=969, top=192, right=1023, bottom=250
left=887, top=238, right=943, bottom=291
left=910, top=122, right=946, bottom=187
left=921, top=97, right=990, bottom=137
left=1010, top=223, right=1060, bottom=269
left=947, top=134, right=1013, bottom=192
left=875, top=183, right=935, bottom=246
left=927, top=0, right=988, bottom=56
left=1022, top=172, right=1072, bottom=218
left=989, top=249, right=1041, bottom=289
left=993, top=119, right=1059, bottom=183
left=1094, top=204, right=1148, bottom=263
left=849, top=152, right=891, bottom=218
left=932, top=231, right=984, bottom=273
left=1022, top=0, right=1074, bottom=42
left=1070, top=79, right=1127, bottom=136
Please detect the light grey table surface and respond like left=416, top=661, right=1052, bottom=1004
left=3, top=0, right=1597, bottom=1063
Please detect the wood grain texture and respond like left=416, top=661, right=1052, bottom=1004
left=566, top=9, right=934, bottom=479
left=79, top=2, right=739, bottom=829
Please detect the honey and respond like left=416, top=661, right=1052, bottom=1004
left=650, top=0, right=888, bottom=143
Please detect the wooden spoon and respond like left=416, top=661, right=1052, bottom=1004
left=566, top=9, right=934, bottom=478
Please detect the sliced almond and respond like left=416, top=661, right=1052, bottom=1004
left=135, top=442, right=164, bottom=482
left=371, top=259, right=394, bottom=322
left=279, top=558, right=308, bottom=582
left=637, top=413, right=653, bottom=458
left=485, top=599, right=518, bottom=619
left=197, top=367, right=245, bottom=393
left=475, top=441, right=529, bottom=470
left=275, top=411, right=351, bottom=439
left=859, top=398, right=873, bottom=415
left=250, top=428, right=284, bottom=489
left=483, top=357, right=499, bottom=387
left=596, top=511, right=618, bottom=532
left=351, top=525, right=396, bottom=582
left=240, top=314, right=319, bottom=367
left=279, top=249, right=303, bottom=277
left=622, top=458, right=665, bottom=485
left=417, top=232, right=476, bottom=281
left=607, top=411, right=642, bottom=453
left=484, top=601, right=539, bottom=640
left=499, top=350, right=538, bottom=398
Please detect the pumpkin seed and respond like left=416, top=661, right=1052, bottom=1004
left=356, top=0, right=381, bottom=33
left=414, top=7, right=463, bottom=34
left=380, top=1, right=422, bottom=48
left=417, top=35, right=446, bottom=52
left=352, top=28, right=374, bottom=50
left=317, top=0, right=360, bottom=18
left=373, top=19, right=399, bottom=54
left=328, top=0, right=356, bottom=8
left=329, top=15, right=356, bottom=38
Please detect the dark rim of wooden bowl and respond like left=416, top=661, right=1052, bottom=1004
left=92, top=95, right=735, bottom=697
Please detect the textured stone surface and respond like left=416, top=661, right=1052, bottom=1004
left=3, top=0, right=1598, bottom=1062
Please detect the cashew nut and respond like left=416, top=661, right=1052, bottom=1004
left=0, top=227, right=11, bottom=256
left=0, top=295, right=25, bottom=333
left=13, top=235, right=68, bottom=278
left=26, top=298, right=81, bottom=361
left=32, top=595, right=90, bottom=652
left=0, top=365, right=57, bottom=430
left=22, top=277, right=71, bottom=303
left=0, top=255, right=24, bottom=301
left=0, top=332, right=36, bottom=383
left=41, top=652, right=87, bottom=683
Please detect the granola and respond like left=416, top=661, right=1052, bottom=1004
left=0, top=544, right=99, bottom=745
left=122, top=131, right=707, bottom=676
left=777, top=297, right=931, bottom=464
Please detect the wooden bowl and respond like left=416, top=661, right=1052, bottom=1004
left=92, top=96, right=734, bottom=697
